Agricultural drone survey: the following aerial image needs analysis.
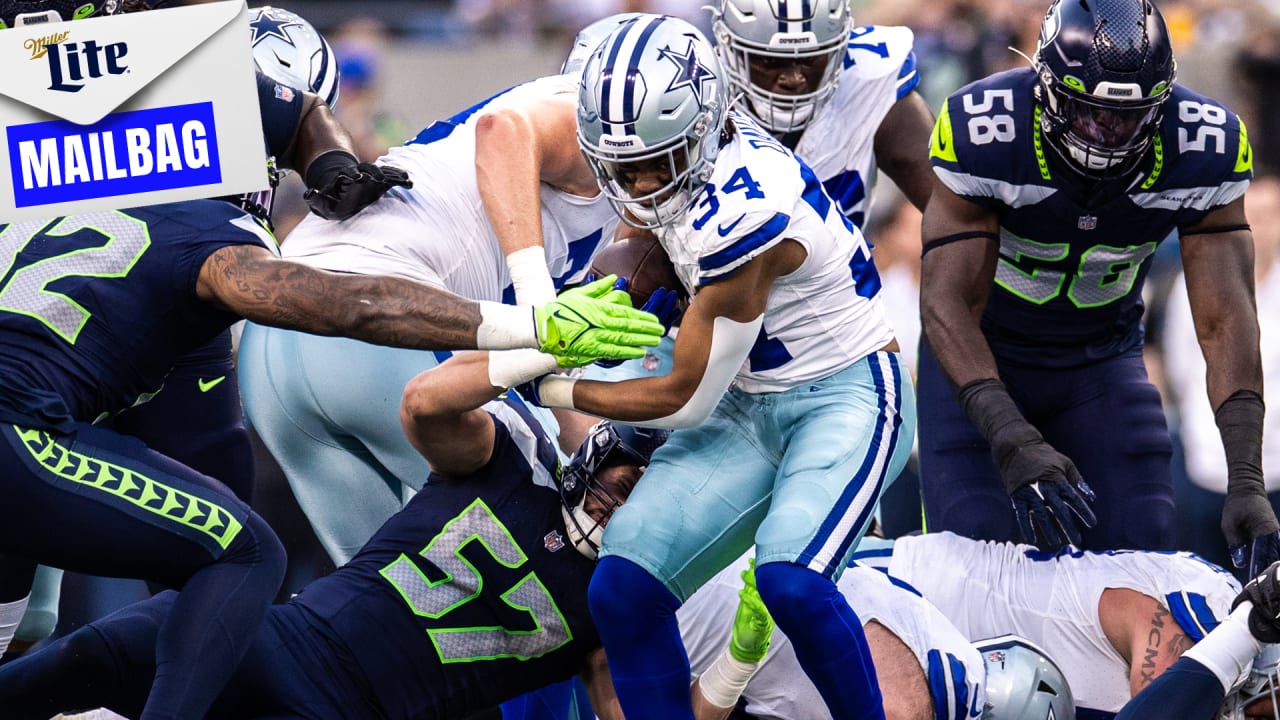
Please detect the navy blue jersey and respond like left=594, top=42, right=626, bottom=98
left=291, top=397, right=601, bottom=719
left=0, top=201, right=274, bottom=431
left=929, top=69, right=1252, bottom=367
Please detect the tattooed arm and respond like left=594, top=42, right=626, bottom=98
left=1099, top=588, right=1197, bottom=695
left=196, top=243, right=488, bottom=350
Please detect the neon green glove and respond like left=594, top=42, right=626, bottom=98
left=533, top=275, right=664, bottom=361
left=729, top=558, right=775, bottom=664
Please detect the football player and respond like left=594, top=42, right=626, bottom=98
left=0, top=351, right=667, bottom=719
left=710, top=0, right=935, bottom=225
left=520, top=15, right=915, bottom=719
left=681, top=553, right=1075, bottom=720
left=917, top=0, right=1275, bottom=572
left=0, top=2, right=413, bottom=655
left=235, top=44, right=677, bottom=567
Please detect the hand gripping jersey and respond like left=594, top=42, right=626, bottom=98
left=0, top=201, right=274, bottom=432
left=884, top=532, right=1241, bottom=714
left=678, top=553, right=985, bottom=720
left=659, top=111, right=895, bottom=392
left=289, top=395, right=601, bottom=719
left=280, top=74, right=618, bottom=304
left=929, top=68, right=1252, bottom=367
left=796, top=25, right=920, bottom=228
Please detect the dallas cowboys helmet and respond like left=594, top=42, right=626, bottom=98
left=577, top=14, right=729, bottom=229
left=1034, top=0, right=1176, bottom=177
left=249, top=6, right=340, bottom=110
left=0, top=0, right=118, bottom=28
left=558, top=421, right=670, bottom=560
left=711, top=0, right=850, bottom=133
left=561, top=12, right=645, bottom=76
left=976, top=635, right=1075, bottom=720
left=1220, top=646, right=1280, bottom=720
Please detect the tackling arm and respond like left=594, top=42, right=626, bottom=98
left=873, top=91, right=936, bottom=214
left=400, top=352, right=503, bottom=476
left=196, top=246, right=663, bottom=357
left=537, top=239, right=806, bottom=427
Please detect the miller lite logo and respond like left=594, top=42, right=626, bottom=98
left=29, top=33, right=130, bottom=93
left=0, top=1, right=270, bottom=221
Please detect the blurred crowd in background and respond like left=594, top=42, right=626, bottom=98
left=59, top=0, right=1280, bottom=638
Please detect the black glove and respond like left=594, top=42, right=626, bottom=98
left=958, top=378, right=1097, bottom=549
left=1232, top=560, right=1280, bottom=643
left=1216, top=390, right=1279, bottom=576
left=1004, top=443, right=1098, bottom=549
left=303, top=151, right=412, bottom=221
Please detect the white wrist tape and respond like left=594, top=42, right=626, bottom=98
left=476, top=302, right=538, bottom=350
left=507, top=247, right=557, bottom=306
left=1184, top=603, right=1264, bottom=692
left=487, top=349, right=559, bottom=389
left=698, top=649, right=760, bottom=709
left=0, top=594, right=30, bottom=658
left=538, top=375, right=577, bottom=409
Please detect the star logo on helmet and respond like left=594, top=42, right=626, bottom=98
left=249, top=13, right=301, bottom=47
left=658, top=39, right=716, bottom=104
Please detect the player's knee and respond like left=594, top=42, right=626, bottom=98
left=222, top=511, right=286, bottom=584
left=14, top=606, right=58, bottom=644
left=754, top=562, right=835, bottom=626
left=588, top=556, right=678, bottom=628
left=50, top=626, right=115, bottom=675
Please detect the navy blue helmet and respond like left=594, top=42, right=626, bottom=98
left=0, top=0, right=118, bottom=27
left=1034, top=0, right=1176, bottom=177
left=558, top=421, right=670, bottom=559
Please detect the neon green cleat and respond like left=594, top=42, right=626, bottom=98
left=729, top=558, right=775, bottom=664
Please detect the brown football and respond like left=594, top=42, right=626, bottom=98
left=589, top=229, right=686, bottom=308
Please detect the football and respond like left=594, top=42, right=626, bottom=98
left=589, top=229, right=686, bottom=308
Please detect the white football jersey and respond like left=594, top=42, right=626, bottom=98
left=797, top=25, right=920, bottom=228
left=883, top=532, right=1241, bottom=713
left=280, top=74, right=617, bottom=303
left=679, top=553, right=985, bottom=720
left=659, top=111, right=895, bottom=393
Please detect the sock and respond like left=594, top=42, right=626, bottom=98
left=755, top=562, right=885, bottom=720
left=588, top=556, right=694, bottom=720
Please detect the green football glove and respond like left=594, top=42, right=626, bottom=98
left=533, top=275, right=664, bottom=362
left=729, top=558, right=775, bottom=664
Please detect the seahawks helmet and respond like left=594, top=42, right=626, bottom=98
left=558, top=421, right=670, bottom=560
left=1220, top=646, right=1280, bottom=720
left=1034, top=0, right=1175, bottom=177
left=976, top=635, right=1075, bottom=720
left=577, top=14, right=729, bottom=230
left=249, top=6, right=340, bottom=109
left=0, top=0, right=118, bottom=28
left=711, top=0, right=849, bottom=133
left=561, top=12, right=645, bottom=76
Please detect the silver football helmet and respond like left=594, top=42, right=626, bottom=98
left=577, top=14, right=729, bottom=230
left=1220, top=646, right=1280, bottom=720
left=976, top=635, right=1076, bottom=720
left=561, top=13, right=646, bottom=76
left=711, top=0, right=850, bottom=133
left=249, top=6, right=340, bottom=110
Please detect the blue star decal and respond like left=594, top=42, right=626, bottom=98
left=658, top=39, right=716, bottom=104
left=249, top=13, right=301, bottom=47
